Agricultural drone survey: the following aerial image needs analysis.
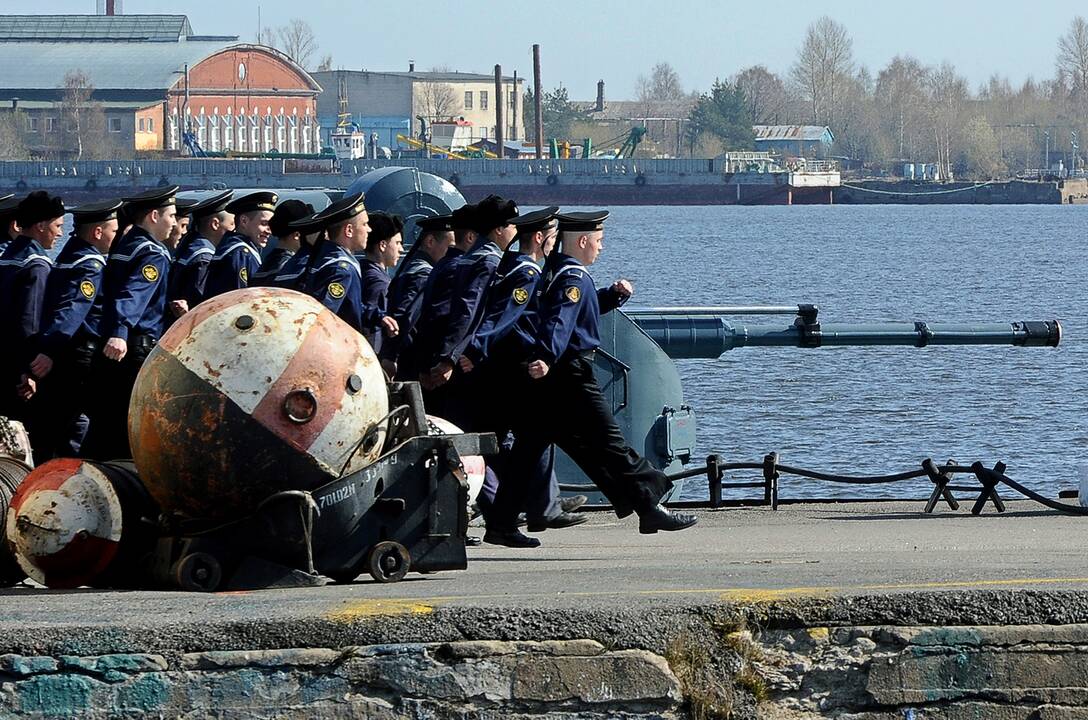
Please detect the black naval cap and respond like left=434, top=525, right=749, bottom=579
left=70, top=199, right=124, bottom=226
left=473, top=194, right=518, bottom=234
left=16, top=190, right=65, bottom=227
left=367, top=212, right=404, bottom=244
left=415, top=213, right=455, bottom=234
left=0, top=194, right=18, bottom=223
left=269, top=199, right=315, bottom=237
left=450, top=203, right=477, bottom=231
left=226, top=191, right=278, bottom=215
left=295, top=191, right=365, bottom=231
left=287, top=211, right=325, bottom=240
left=122, top=185, right=179, bottom=215
left=511, top=206, right=559, bottom=234
left=557, top=210, right=609, bottom=233
left=187, top=190, right=233, bottom=220
left=174, top=198, right=200, bottom=217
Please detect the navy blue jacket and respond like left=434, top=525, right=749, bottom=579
left=251, top=246, right=295, bottom=287
left=409, top=247, right=465, bottom=372
left=435, top=240, right=504, bottom=365
left=269, top=243, right=314, bottom=290
left=0, top=236, right=52, bottom=368
left=304, top=241, right=383, bottom=334
left=39, top=237, right=106, bottom=356
left=463, top=251, right=542, bottom=367
left=204, top=231, right=262, bottom=299
left=379, top=255, right=433, bottom=363
left=168, top=235, right=216, bottom=308
left=92, top=226, right=172, bottom=342
left=360, top=257, right=390, bottom=353
left=521, top=253, right=624, bottom=365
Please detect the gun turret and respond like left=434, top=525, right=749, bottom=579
left=625, top=305, right=1061, bottom=359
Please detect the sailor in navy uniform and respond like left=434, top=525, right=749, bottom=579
left=296, top=193, right=398, bottom=339
left=81, top=185, right=178, bottom=461
left=31, top=200, right=121, bottom=459
left=423, top=196, right=518, bottom=398
left=379, top=213, right=455, bottom=376
left=495, top=211, right=698, bottom=539
left=268, top=211, right=324, bottom=290
left=165, top=198, right=198, bottom=257
left=168, top=189, right=233, bottom=317
left=358, top=212, right=403, bottom=353
left=204, top=191, right=277, bottom=299
left=0, top=193, right=18, bottom=253
left=401, top=203, right=477, bottom=383
left=0, top=191, right=65, bottom=422
left=251, top=199, right=313, bottom=287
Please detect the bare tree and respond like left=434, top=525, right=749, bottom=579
left=926, top=62, right=968, bottom=180
left=316, top=54, right=333, bottom=72
left=257, top=25, right=277, bottom=49
left=734, top=65, right=786, bottom=124
left=1057, top=16, right=1088, bottom=101
left=279, top=19, right=317, bottom=69
left=636, top=62, right=686, bottom=103
left=875, top=55, right=928, bottom=158
left=417, top=81, right=457, bottom=121
left=790, top=16, right=855, bottom=128
left=59, top=70, right=107, bottom=160
left=0, top=111, right=29, bottom=160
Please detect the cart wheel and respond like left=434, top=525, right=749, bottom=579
left=366, top=541, right=410, bottom=583
left=174, top=552, right=223, bottom=592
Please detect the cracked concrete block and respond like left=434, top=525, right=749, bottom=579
left=510, top=649, right=680, bottom=704
left=58, top=654, right=168, bottom=677
left=340, top=652, right=514, bottom=702
left=0, top=656, right=58, bottom=677
left=180, top=648, right=342, bottom=670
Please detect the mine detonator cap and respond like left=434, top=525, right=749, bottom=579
left=225, top=191, right=279, bottom=216
left=293, top=191, right=365, bottom=231
left=122, top=186, right=180, bottom=218
left=366, top=212, right=404, bottom=245
left=269, top=199, right=315, bottom=237
left=70, top=199, right=124, bottom=226
left=187, top=190, right=234, bottom=220
left=16, top=190, right=65, bottom=227
left=474, top=195, right=518, bottom=235
left=511, top=206, right=560, bottom=235
left=415, top=213, right=455, bottom=234
left=557, top=210, right=609, bottom=233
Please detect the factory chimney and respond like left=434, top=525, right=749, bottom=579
left=97, top=0, right=124, bottom=15
left=409, top=60, right=415, bottom=72
left=596, top=80, right=605, bottom=112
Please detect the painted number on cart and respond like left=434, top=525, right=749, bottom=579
left=319, top=484, right=356, bottom=509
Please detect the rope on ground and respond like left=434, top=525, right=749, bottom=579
left=839, top=181, right=996, bottom=196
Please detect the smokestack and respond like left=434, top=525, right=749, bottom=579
left=97, top=0, right=123, bottom=14
left=494, top=64, right=504, bottom=160
left=409, top=60, right=415, bottom=72
left=596, top=80, right=605, bottom=112
left=533, top=44, right=543, bottom=159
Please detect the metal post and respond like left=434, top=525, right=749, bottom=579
left=494, top=65, right=504, bottom=160
left=511, top=70, right=518, bottom=142
left=1045, top=130, right=1050, bottom=173
left=533, top=44, right=544, bottom=159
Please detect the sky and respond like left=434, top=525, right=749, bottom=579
left=9, top=0, right=1084, bottom=99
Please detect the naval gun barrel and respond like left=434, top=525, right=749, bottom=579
left=625, top=305, right=1062, bottom=360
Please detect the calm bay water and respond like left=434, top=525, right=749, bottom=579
left=585, top=205, right=1086, bottom=501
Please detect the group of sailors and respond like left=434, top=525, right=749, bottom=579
left=0, top=186, right=696, bottom=548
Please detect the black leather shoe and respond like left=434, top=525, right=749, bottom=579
left=483, top=529, right=542, bottom=548
left=465, top=535, right=482, bottom=547
left=560, top=494, right=588, bottom=512
left=638, top=505, right=698, bottom=534
left=527, top=511, right=588, bottom=532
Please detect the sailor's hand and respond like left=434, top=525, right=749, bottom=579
left=429, top=360, right=454, bottom=388
left=16, top=374, right=36, bottom=401
left=103, top=337, right=128, bottom=362
left=458, top=356, right=474, bottom=373
left=29, top=353, right=53, bottom=379
left=381, top=316, right=399, bottom=337
left=612, top=279, right=634, bottom=298
left=527, top=359, right=549, bottom=379
left=169, top=299, right=189, bottom=318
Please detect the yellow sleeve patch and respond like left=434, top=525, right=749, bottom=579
left=79, top=280, right=96, bottom=299
left=564, top=286, right=581, bottom=303
left=141, top=264, right=159, bottom=282
left=329, top=281, right=346, bottom=299
left=512, top=287, right=529, bottom=305
left=239, top=267, right=248, bottom=283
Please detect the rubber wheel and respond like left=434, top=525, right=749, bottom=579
left=174, top=552, right=223, bottom=592
left=366, top=541, right=410, bottom=583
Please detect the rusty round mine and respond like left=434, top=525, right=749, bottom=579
left=234, top=314, right=255, bottom=331
left=129, top=288, right=388, bottom=522
left=347, top=374, right=363, bottom=394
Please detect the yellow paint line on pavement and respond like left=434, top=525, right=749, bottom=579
left=328, top=599, right=436, bottom=622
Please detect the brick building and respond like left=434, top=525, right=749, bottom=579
left=0, top=14, right=322, bottom=158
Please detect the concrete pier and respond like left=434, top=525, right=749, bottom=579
left=1, top=502, right=1087, bottom=718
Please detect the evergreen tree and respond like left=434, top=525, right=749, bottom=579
left=687, top=80, right=754, bottom=152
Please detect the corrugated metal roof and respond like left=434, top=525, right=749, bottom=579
left=314, top=70, right=521, bottom=84
left=0, top=39, right=239, bottom=90
left=0, top=15, right=198, bottom=42
left=753, top=125, right=832, bottom=142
